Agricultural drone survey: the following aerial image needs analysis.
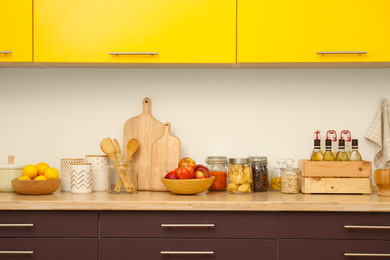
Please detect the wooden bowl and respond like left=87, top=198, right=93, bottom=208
left=11, top=178, right=61, bottom=195
left=161, top=177, right=215, bottom=195
left=374, top=169, right=390, bottom=197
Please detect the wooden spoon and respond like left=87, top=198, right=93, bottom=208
left=113, top=138, right=122, bottom=161
left=100, top=138, right=132, bottom=193
left=115, top=139, right=140, bottom=191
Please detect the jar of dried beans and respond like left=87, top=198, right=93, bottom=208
left=248, top=156, right=269, bottom=192
left=227, top=158, right=253, bottom=194
left=206, top=156, right=227, bottom=191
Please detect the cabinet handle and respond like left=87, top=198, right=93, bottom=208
left=161, top=224, right=215, bottom=228
left=109, top=52, right=158, bottom=55
left=344, top=253, right=390, bottom=257
left=317, top=51, right=367, bottom=54
left=0, top=51, right=11, bottom=54
left=344, top=225, right=390, bottom=229
left=161, top=251, right=214, bottom=255
left=0, top=224, right=34, bottom=227
left=0, top=251, right=34, bottom=254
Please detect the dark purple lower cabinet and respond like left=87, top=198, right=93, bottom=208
left=280, top=239, right=390, bottom=260
left=100, top=238, right=276, bottom=260
left=0, top=238, right=97, bottom=260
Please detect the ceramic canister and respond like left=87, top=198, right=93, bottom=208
left=60, top=158, right=84, bottom=192
left=70, top=163, right=92, bottom=194
left=85, top=155, right=110, bottom=191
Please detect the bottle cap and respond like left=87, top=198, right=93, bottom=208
left=339, top=139, right=345, bottom=147
left=352, top=139, right=358, bottom=148
left=314, top=139, right=321, bottom=147
left=325, top=139, right=332, bottom=147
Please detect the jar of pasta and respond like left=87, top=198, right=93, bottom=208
left=206, top=156, right=227, bottom=191
left=227, top=158, right=253, bottom=194
left=280, top=159, right=299, bottom=194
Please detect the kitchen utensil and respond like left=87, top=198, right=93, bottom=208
left=60, top=158, right=84, bottom=192
left=374, top=169, right=390, bottom=197
left=100, top=138, right=133, bottom=192
left=12, top=179, right=61, bottom=195
left=70, top=163, right=92, bottom=194
left=150, top=123, right=181, bottom=191
left=161, top=176, right=214, bottom=195
left=115, top=138, right=139, bottom=190
left=113, top=139, right=122, bottom=161
left=110, top=160, right=137, bottom=194
left=123, top=98, right=164, bottom=190
left=0, top=155, right=23, bottom=192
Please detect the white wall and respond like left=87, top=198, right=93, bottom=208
left=0, top=68, right=389, bottom=172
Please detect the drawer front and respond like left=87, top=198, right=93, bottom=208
left=280, top=212, right=390, bottom=240
left=0, top=238, right=97, bottom=260
left=101, top=238, right=276, bottom=260
left=0, top=211, right=97, bottom=237
left=280, top=239, right=390, bottom=260
left=100, top=211, right=277, bottom=238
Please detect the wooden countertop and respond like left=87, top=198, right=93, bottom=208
left=1, top=189, right=390, bottom=212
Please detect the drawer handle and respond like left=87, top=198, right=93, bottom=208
left=109, top=52, right=158, bottom=55
left=161, top=224, right=215, bottom=228
left=0, top=251, right=34, bottom=254
left=344, top=225, right=390, bottom=229
left=0, top=51, right=11, bottom=54
left=317, top=51, right=367, bottom=54
left=0, top=224, right=34, bottom=227
left=161, top=251, right=214, bottom=255
left=345, top=253, right=390, bottom=257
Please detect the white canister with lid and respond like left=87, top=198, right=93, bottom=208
left=0, top=156, right=23, bottom=192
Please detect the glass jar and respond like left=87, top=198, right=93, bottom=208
left=248, top=156, right=269, bottom=192
left=108, top=160, right=137, bottom=194
left=206, top=156, right=227, bottom=191
left=280, top=159, right=299, bottom=194
left=227, top=158, right=253, bottom=194
left=269, top=159, right=285, bottom=191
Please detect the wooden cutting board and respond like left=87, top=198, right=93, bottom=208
left=123, top=98, right=164, bottom=191
left=150, top=122, right=181, bottom=191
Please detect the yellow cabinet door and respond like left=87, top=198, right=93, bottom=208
left=0, top=0, right=32, bottom=62
left=34, top=0, right=235, bottom=63
left=238, top=0, right=390, bottom=63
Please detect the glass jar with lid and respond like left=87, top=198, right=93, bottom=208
left=108, top=160, right=137, bottom=194
left=227, top=158, right=253, bottom=194
left=280, top=159, right=299, bottom=194
left=248, top=156, right=269, bottom=192
left=206, top=156, right=227, bottom=191
left=269, top=159, right=286, bottom=191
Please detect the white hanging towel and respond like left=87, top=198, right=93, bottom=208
left=365, top=98, right=390, bottom=169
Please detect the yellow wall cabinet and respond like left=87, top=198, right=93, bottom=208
left=0, top=0, right=32, bottom=63
left=238, top=0, right=390, bottom=64
left=34, top=0, right=236, bottom=64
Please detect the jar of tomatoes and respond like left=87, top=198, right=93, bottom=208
left=206, top=156, right=228, bottom=191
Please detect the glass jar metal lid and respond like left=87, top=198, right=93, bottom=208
left=248, top=156, right=267, bottom=164
left=205, top=156, right=227, bottom=164
left=229, top=158, right=249, bottom=164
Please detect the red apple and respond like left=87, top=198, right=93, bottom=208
left=164, top=169, right=178, bottom=179
left=195, top=168, right=210, bottom=179
left=196, top=164, right=210, bottom=173
left=176, top=166, right=195, bottom=179
left=178, top=157, right=196, bottom=171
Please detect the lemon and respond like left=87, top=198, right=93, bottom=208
left=22, top=164, right=38, bottom=179
left=45, top=167, right=59, bottom=180
left=36, top=162, right=50, bottom=176
left=34, top=175, right=48, bottom=180
left=18, top=175, right=31, bottom=180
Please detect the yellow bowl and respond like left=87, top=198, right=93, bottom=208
left=161, top=177, right=215, bottom=195
left=374, top=169, right=390, bottom=197
left=11, top=178, right=61, bottom=195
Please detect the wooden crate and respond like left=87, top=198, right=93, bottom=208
left=298, top=160, right=372, bottom=195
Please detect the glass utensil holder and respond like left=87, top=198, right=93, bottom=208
left=108, top=160, right=137, bottom=194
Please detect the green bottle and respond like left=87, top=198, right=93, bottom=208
left=323, top=139, right=335, bottom=161
left=310, top=139, right=323, bottom=161
left=336, top=139, right=349, bottom=161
